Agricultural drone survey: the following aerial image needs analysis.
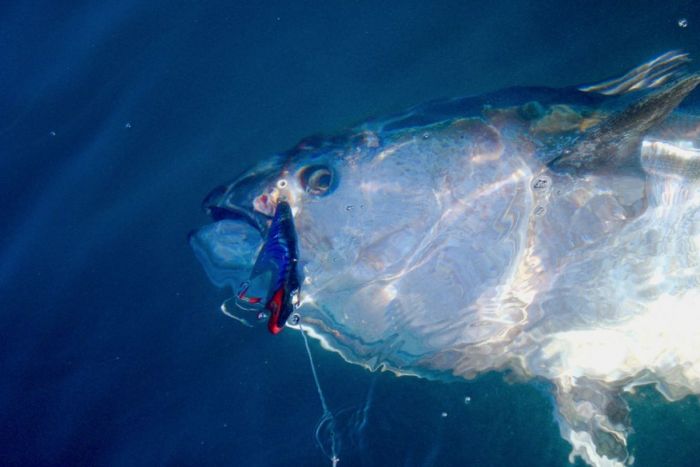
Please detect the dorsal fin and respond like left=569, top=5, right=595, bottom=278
left=578, top=50, right=690, bottom=95
left=549, top=73, right=700, bottom=171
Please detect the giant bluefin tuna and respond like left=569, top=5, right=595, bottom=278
left=190, top=51, right=700, bottom=466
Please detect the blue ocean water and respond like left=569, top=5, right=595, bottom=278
left=2, top=1, right=700, bottom=466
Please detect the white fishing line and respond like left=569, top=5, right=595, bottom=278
left=299, top=321, right=339, bottom=467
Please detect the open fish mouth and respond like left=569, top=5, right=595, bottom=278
left=190, top=197, right=301, bottom=334
left=201, top=183, right=270, bottom=234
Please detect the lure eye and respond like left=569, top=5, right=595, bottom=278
left=299, top=165, right=334, bottom=196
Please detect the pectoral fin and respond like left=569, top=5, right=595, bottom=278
left=550, top=73, right=700, bottom=171
left=548, top=49, right=700, bottom=173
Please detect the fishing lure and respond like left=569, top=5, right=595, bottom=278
left=236, top=200, right=301, bottom=334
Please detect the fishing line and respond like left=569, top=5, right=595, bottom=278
left=298, top=319, right=339, bottom=467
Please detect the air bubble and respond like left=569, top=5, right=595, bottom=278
left=422, top=132, right=430, bottom=140
left=345, top=205, right=354, bottom=211
left=289, top=313, right=301, bottom=325
left=464, top=396, right=471, bottom=405
left=49, top=130, right=56, bottom=137
left=441, top=412, right=448, bottom=418
left=277, top=179, right=288, bottom=189
left=125, top=122, right=132, bottom=129
left=534, top=206, right=545, bottom=216
left=678, top=18, right=688, bottom=28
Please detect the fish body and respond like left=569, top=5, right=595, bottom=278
left=191, top=52, right=700, bottom=466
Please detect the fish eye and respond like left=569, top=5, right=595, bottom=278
left=299, top=165, right=334, bottom=196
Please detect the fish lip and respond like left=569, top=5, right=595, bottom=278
left=201, top=175, right=277, bottom=235
left=205, top=204, right=268, bottom=234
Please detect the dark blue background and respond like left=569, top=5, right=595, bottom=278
left=2, top=1, right=700, bottom=466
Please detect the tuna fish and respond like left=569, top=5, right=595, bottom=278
left=190, top=51, right=700, bottom=466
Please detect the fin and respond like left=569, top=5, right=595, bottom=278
left=579, top=50, right=690, bottom=96
left=552, top=378, right=632, bottom=467
left=550, top=73, right=700, bottom=171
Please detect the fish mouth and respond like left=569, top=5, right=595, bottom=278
left=194, top=182, right=301, bottom=334
left=206, top=203, right=267, bottom=234
left=194, top=164, right=302, bottom=334
left=201, top=183, right=269, bottom=234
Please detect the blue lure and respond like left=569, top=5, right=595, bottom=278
left=236, top=201, right=301, bottom=334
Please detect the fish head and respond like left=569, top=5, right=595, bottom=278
left=192, top=132, right=433, bottom=314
